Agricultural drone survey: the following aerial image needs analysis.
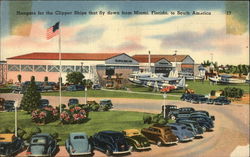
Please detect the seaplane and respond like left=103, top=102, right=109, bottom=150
left=128, top=69, right=186, bottom=92
left=209, top=74, right=246, bottom=84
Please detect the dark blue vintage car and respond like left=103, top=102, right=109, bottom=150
left=166, top=123, right=194, bottom=142
left=27, top=133, right=58, bottom=157
left=3, top=100, right=15, bottom=112
left=189, top=115, right=214, bottom=132
left=66, top=85, right=85, bottom=91
left=92, top=131, right=132, bottom=156
left=39, top=99, right=49, bottom=109
left=68, top=98, right=79, bottom=107
left=0, top=134, right=24, bottom=156
left=214, top=96, right=231, bottom=105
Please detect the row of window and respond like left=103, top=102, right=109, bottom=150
left=8, top=64, right=89, bottom=73
left=8, top=64, right=139, bottom=72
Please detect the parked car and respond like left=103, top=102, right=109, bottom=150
left=166, top=123, right=194, bottom=142
left=193, top=110, right=215, bottom=121
left=191, top=95, right=205, bottom=104
left=214, top=96, right=231, bottom=105
left=122, top=129, right=151, bottom=151
left=176, top=119, right=204, bottom=138
left=178, top=107, right=195, bottom=114
left=189, top=115, right=214, bottom=132
left=92, top=84, right=101, bottom=90
left=92, top=131, right=131, bottom=156
left=26, top=133, right=58, bottom=157
left=161, top=105, right=179, bottom=120
left=68, top=98, right=79, bottom=107
left=0, top=134, right=24, bottom=156
left=66, top=85, right=85, bottom=91
left=0, top=98, right=4, bottom=111
left=39, top=99, right=49, bottom=109
left=3, top=100, right=15, bottom=112
left=99, top=99, right=113, bottom=109
left=65, top=132, right=93, bottom=156
left=206, top=98, right=215, bottom=104
left=141, top=124, right=178, bottom=146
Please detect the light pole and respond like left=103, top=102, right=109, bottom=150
left=14, top=101, right=19, bottom=137
left=85, top=87, right=87, bottom=105
left=163, top=93, right=167, bottom=118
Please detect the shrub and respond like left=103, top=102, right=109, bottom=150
left=60, top=105, right=88, bottom=124
left=143, top=114, right=152, bottom=124
left=31, top=106, right=59, bottom=124
left=158, top=118, right=167, bottom=125
left=17, top=129, right=26, bottom=138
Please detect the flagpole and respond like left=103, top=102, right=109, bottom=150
left=59, top=23, right=62, bottom=115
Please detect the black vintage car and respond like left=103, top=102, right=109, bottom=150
left=214, top=96, right=231, bottom=105
left=68, top=98, right=79, bottom=107
left=206, top=98, right=215, bottom=104
left=189, top=115, right=214, bottom=132
left=39, top=99, right=49, bottom=109
left=3, top=100, right=15, bottom=112
left=0, top=134, right=24, bottom=156
left=92, top=131, right=131, bottom=156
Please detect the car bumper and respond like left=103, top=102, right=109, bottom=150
left=180, top=137, right=194, bottom=141
left=135, top=146, right=151, bottom=150
left=28, top=154, right=50, bottom=157
left=70, top=151, right=92, bottom=156
left=113, top=149, right=131, bottom=154
left=163, top=141, right=178, bottom=145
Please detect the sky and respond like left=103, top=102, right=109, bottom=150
left=0, top=1, right=249, bottom=65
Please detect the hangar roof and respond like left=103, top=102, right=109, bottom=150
left=132, top=54, right=190, bottom=62
left=8, top=52, right=123, bottom=61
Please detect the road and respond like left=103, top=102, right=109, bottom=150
left=0, top=93, right=249, bottom=157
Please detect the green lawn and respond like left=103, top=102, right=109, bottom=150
left=186, top=80, right=249, bottom=95
left=42, top=89, right=180, bottom=100
left=0, top=111, right=152, bottom=145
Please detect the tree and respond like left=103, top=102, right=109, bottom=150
left=21, top=77, right=41, bottom=113
left=17, top=74, right=22, bottom=83
left=66, top=72, right=85, bottom=85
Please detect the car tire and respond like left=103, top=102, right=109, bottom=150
left=202, top=126, right=207, bottom=132
left=177, top=137, right=180, bottom=143
left=157, top=140, right=162, bottom=146
left=105, top=148, right=112, bottom=156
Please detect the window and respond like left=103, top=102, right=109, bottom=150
left=74, top=136, right=85, bottom=139
left=8, top=64, right=20, bottom=71
left=75, top=66, right=89, bottom=73
left=48, top=65, right=59, bottom=72
left=62, top=65, right=74, bottom=73
left=21, top=65, right=33, bottom=71
left=34, top=65, right=46, bottom=72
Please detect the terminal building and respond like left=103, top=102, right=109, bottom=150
left=6, top=52, right=196, bottom=84
left=132, top=54, right=195, bottom=75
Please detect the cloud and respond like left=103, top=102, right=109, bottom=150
left=74, top=26, right=105, bottom=43
left=1, top=9, right=249, bottom=65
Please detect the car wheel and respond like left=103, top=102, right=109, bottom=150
left=170, top=115, right=176, bottom=120
left=157, top=140, right=162, bottom=146
left=105, top=149, right=112, bottom=156
left=202, top=126, right=207, bottom=132
left=177, top=137, right=180, bottom=143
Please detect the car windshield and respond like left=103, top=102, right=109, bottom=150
left=31, top=137, right=46, bottom=145
left=73, top=136, right=85, bottom=139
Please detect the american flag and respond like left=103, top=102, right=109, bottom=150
left=46, top=22, right=60, bottom=40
